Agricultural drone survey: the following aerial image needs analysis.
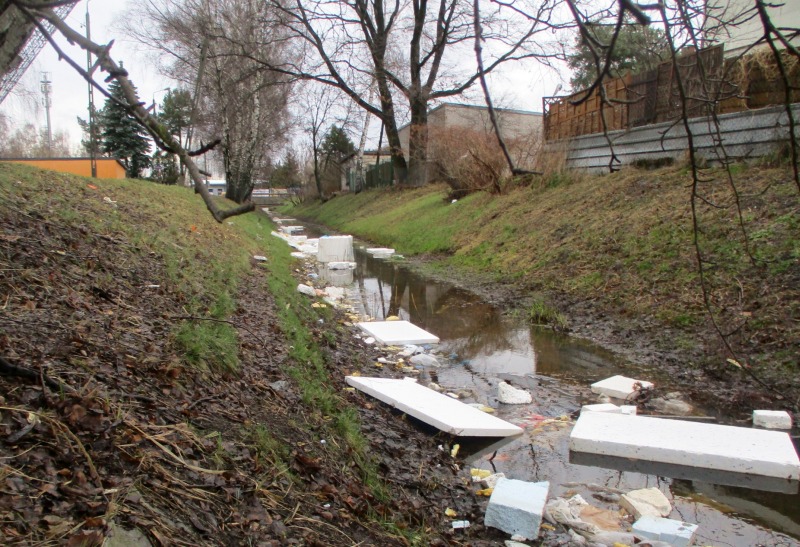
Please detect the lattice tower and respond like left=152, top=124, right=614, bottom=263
left=0, top=3, right=77, bottom=105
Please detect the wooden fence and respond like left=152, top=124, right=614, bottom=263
left=544, top=45, right=799, bottom=141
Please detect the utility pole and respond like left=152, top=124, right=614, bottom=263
left=40, top=72, right=53, bottom=157
left=86, top=2, right=97, bottom=177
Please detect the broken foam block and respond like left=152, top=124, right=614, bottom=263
left=590, top=375, right=653, bottom=400
left=620, top=487, right=671, bottom=519
left=753, top=410, right=793, bottom=430
left=498, top=382, right=532, bottom=404
left=484, top=478, right=549, bottom=540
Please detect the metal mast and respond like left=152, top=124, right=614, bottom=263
left=40, top=72, right=52, bottom=155
left=86, top=1, right=96, bottom=177
left=0, top=3, right=77, bottom=105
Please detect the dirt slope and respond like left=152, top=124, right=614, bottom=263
left=0, top=164, right=511, bottom=546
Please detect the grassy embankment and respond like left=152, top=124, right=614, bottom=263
left=0, top=163, right=415, bottom=541
left=288, top=164, right=799, bottom=397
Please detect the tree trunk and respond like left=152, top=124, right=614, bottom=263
left=374, top=76, right=408, bottom=184
left=406, top=97, right=429, bottom=187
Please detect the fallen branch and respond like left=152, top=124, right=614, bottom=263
left=0, top=355, right=72, bottom=393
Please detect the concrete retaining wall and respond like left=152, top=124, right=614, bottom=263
left=559, top=103, right=800, bottom=173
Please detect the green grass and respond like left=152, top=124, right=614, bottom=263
left=528, top=297, right=568, bottom=329
left=173, top=320, right=239, bottom=373
left=248, top=424, right=293, bottom=480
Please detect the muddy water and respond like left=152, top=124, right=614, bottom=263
left=314, top=236, right=800, bottom=545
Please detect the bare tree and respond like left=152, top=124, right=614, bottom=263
left=298, top=82, right=354, bottom=201
left=260, top=0, right=557, bottom=187
left=126, top=0, right=292, bottom=204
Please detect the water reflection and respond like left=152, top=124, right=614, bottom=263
left=348, top=249, right=629, bottom=382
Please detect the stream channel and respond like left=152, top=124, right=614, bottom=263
left=294, top=221, right=800, bottom=546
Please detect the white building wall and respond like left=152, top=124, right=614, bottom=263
left=397, top=103, right=543, bottom=157
left=705, top=0, right=800, bottom=57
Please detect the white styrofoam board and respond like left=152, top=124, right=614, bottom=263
left=345, top=377, right=523, bottom=437
left=570, top=412, right=800, bottom=480
left=590, top=375, right=654, bottom=399
left=357, top=320, right=439, bottom=345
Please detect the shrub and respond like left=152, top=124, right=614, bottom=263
left=428, top=126, right=509, bottom=195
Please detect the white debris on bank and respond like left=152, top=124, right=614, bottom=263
left=356, top=320, right=440, bottom=345
left=498, top=381, right=532, bottom=405
left=296, top=284, right=316, bottom=297
left=544, top=494, right=642, bottom=545
left=484, top=478, right=550, bottom=540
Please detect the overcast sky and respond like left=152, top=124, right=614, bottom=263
left=0, top=0, right=564, bottom=157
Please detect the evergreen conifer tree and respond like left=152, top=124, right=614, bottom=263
left=98, top=79, right=152, bottom=178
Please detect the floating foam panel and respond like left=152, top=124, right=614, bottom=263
left=357, top=320, right=439, bottom=345
left=570, top=412, right=800, bottom=481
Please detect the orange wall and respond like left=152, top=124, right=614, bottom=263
left=3, top=158, right=127, bottom=179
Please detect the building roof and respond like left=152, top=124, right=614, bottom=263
left=432, top=101, right=543, bottom=117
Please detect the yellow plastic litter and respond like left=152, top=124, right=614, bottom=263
left=444, top=508, right=457, bottom=517
left=478, top=405, right=495, bottom=414
left=450, top=444, right=460, bottom=458
left=476, top=488, right=493, bottom=496
left=541, top=524, right=556, bottom=531
left=470, top=469, right=492, bottom=480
